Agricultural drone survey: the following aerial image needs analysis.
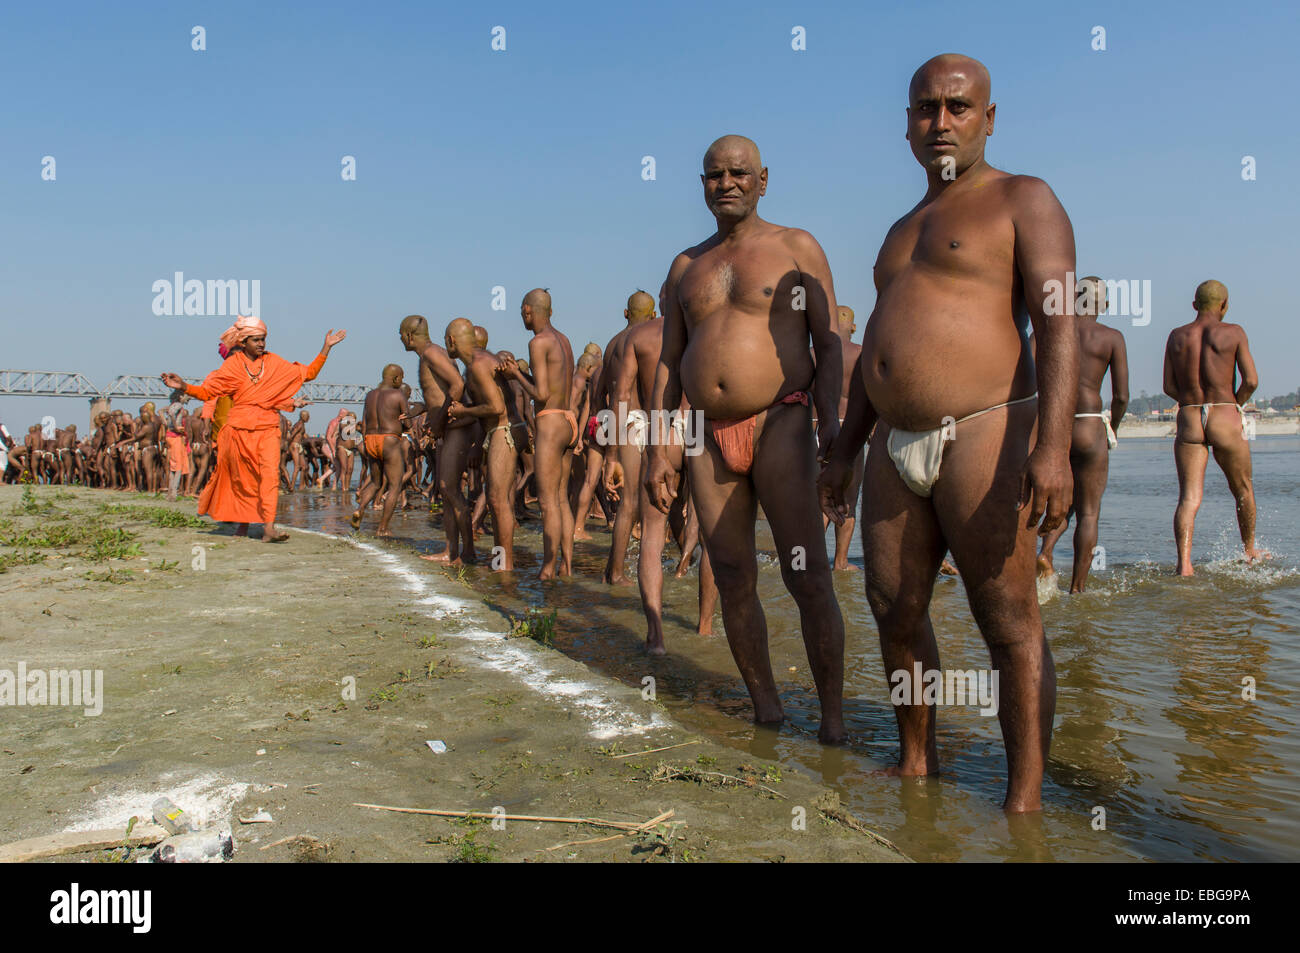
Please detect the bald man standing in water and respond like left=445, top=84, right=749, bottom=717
left=820, top=55, right=1077, bottom=812
left=1163, top=279, right=1265, bottom=573
left=500, top=289, right=576, bottom=579
left=351, top=364, right=409, bottom=536
left=645, top=134, right=846, bottom=742
left=1037, top=276, right=1130, bottom=592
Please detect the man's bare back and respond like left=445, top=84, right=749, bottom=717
left=1163, top=279, right=1264, bottom=572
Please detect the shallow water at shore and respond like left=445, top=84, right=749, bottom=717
left=277, top=436, right=1300, bottom=861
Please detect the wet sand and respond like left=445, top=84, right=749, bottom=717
left=0, top=486, right=905, bottom=863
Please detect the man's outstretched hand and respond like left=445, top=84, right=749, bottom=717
left=323, top=329, right=348, bottom=349
left=161, top=372, right=185, bottom=390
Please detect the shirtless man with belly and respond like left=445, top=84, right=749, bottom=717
left=645, top=134, right=845, bottom=742
left=820, top=54, right=1077, bottom=812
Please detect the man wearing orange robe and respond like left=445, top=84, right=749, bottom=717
left=162, top=316, right=347, bottom=542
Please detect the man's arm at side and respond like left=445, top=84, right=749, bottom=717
left=1109, top=331, right=1130, bottom=432
left=1233, top=327, right=1259, bottom=406
left=1162, top=337, right=1179, bottom=403
left=791, top=229, right=843, bottom=458
left=1014, top=176, right=1078, bottom=530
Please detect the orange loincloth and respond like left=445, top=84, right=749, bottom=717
left=537, top=408, right=579, bottom=448
left=709, top=391, right=810, bottom=476
left=165, top=431, right=191, bottom=474
left=364, top=433, right=394, bottom=459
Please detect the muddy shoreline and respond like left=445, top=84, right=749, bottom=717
left=0, top=485, right=905, bottom=863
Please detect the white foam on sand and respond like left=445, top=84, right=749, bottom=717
left=63, top=772, right=255, bottom=833
left=295, top=528, right=666, bottom=739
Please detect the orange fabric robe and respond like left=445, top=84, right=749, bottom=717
left=184, top=349, right=327, bottom=525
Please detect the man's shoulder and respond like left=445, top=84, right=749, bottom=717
left=771, top=224, right=827, bottom=258
left=994, top=173, right=1064, bottom=219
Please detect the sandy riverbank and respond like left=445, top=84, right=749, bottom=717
left=0, top=485, right=905, bottom=863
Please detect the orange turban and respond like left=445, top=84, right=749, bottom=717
left=219, top=315, right=268, bottom=351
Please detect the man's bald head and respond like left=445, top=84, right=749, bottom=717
left=701, top=135, right=767, bottom=222
left=836, top=306, right=856, bottom=336
left=381, top=363, right=404, bottom=386
left=473, top=325, right=489, bottom=348
left=523, top=288, right=552, bottom=316
left=1078, top=276, right=1108, bottom=318
left=626, top=290, right=655, bottom=321
left=1194, top=279, right=1229, bottom=314
left=583, top=341, right=602, bottom=356
left=400, top=314, right=430, bottom=351
left=446, top=316, right=477, bottom=356
left=907, top=54, right=995, bottom=178
left=703, top=134, right=761, bottom=171
left=909, top=54, right=991, bottom=107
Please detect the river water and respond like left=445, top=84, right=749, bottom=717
left=277, top=435, right=1300, bottom=862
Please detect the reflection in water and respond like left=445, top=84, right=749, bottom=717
left=276, top=437, right=1300, bottom=861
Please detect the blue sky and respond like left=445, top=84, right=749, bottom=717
left=2, top=0, right=1297, bottom=432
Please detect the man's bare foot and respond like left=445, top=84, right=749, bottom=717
left=818, top=718, right=845, bottom=744
left=376, top=528, right=393, bottom=537
left=939, top=559, right=959, bottom=576
left=1177, top=562, right=1195, bottom=577
left=602, top=572, right=632, bottom=586
left=873, top=760, right=938, bottom=778
left=752, top=699, right=784, bottom=725
left=1002, top=794, right=1043, bottom=814
left=264, top=532, right=290, bottom=543
left=349, top=511, right=362, bottom=529
left=697, top=619, right=713, bottom=636
left=833, top=559, right=860, bottom=572
left=1035, top=554, right=1054, bottom=579
left=573, top=530, right=592, bottom=542
left=419, top=551, right=454, bottom=563
left=645, top=639, right=666, bottom=657
left=1245, top=547, right=1273, bottom=564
